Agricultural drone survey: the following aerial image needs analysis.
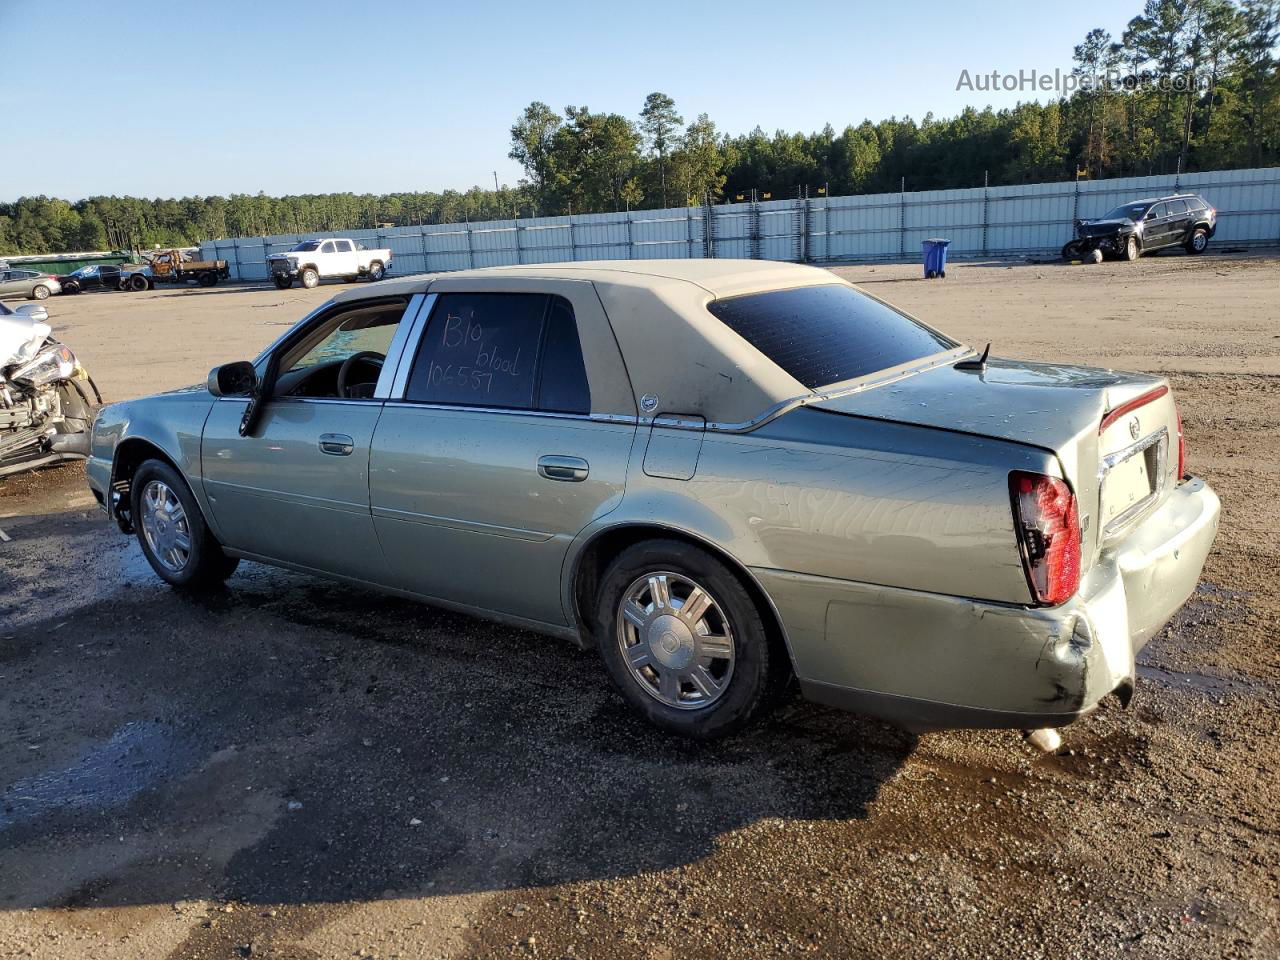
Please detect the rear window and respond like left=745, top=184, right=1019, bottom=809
left=707, top=284, right=957, bottom=389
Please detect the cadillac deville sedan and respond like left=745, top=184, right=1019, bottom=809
left=86, top=261, right=1220, bottom=739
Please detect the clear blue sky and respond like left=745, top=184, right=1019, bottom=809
left=2, top=0, right=1136, bottom=201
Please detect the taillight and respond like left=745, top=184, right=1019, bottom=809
left=1175, top=404, right=1186, bottom=480
left=1009, top=471, right=1081, bottom=606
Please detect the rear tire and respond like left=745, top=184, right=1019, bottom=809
left=31, top=284, right=51, bottom=300
left=300, top=268, right=319, bottom=289
left=367, top=261, right=385, bottom=282
left=197, top=272, right=217, bottom=287
left=1185, top=227, right=1209, bottom=254
left=595, top=539, right=782, bottom=739
left=131, top=459, right=239, bottom=589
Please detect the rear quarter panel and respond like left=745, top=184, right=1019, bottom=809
left=680, top=408, right=1053, bottom=603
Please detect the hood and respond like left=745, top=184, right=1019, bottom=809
left=811, top=356, right=1158, bottom=454
left=0, top=313, right=51, bottom=368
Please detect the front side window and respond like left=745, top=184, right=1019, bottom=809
left=290, top=241, right=321, bottom=252
left=404, top=293, right=590, bottom=414
left=707, top=284, right=957, bottom=390
left=274, top=300, right=408, bottom=398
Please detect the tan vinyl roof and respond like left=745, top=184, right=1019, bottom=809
left=335, top=260, right=850, bottom=425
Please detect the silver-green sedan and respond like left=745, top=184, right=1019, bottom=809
left=85, top=261, right=1220, bottom=739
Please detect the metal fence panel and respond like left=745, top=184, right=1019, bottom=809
left=199, top=166, right=1280, bottom=280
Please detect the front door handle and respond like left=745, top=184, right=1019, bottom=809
left=319, top=433, right=355, bottom=456
left=537, top=455, right=588, bottom=482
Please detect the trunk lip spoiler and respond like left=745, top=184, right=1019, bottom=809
left=1099, top=385, right=1169, bottom=434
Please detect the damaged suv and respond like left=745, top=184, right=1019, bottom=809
left=1063, top=194, right=1217, bottom=261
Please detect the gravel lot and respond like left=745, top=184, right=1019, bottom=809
left=1, top=252, right=1277, bottom=959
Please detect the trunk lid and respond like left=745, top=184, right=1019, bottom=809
left=812, top=357, right=1182, bottom=566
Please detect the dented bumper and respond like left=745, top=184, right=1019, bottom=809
left=756, top=476, right=1220, bottom=731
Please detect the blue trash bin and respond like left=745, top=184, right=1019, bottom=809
left=922, top=238, right=951, bottom=279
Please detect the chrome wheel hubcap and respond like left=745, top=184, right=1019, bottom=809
left=617, top=571, right=735, bottom=710
left=1193, top=233, right=1206, bottom=250
left=139, top=480, right=192, bottom=573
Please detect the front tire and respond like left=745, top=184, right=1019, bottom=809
left=1061, top=239, right=1085, bottom=260
left=131, top=459, right=239, bottom=588
left=300, top=267, right=320, bottom=289
left=273, top=275, right=293, bottom=290
left=1122, top=235, right=1140, bottom=261
left=31, top=284, right=51, bottom=300
left=128, top=274, right=149, bottom=291
left=595, top=539, right=781, bottom=739
left=1185, top=227, right=1209, bottom=254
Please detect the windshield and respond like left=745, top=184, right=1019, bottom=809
left=289, top=241, right=322, bottom=252
left=1099, top=203, right=1151, bottom=222
left=707, top=284, right=958, bottom=390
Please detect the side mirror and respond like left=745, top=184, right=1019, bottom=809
left=14, top=303, right=49, bottom=323
left=208, top=360, right=257, bottom=397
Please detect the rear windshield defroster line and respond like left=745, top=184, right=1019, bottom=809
left=707, top=284, right=957, bottom=390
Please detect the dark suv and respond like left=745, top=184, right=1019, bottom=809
left=1063, top=193, right=1217, bottom=262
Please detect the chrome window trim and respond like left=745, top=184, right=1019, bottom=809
left=373, top=292, right=428, bottom=399
left=1098, top=427, right=1169, bottom=538
left=387, top=292, right=437, bottom=399
left=381, top=399, right=635, bottom=426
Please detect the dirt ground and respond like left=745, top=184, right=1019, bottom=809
left=1, top=252, right=1277, bottom=960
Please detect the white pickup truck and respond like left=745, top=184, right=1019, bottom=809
left=267, top=238, right=392, bottom=289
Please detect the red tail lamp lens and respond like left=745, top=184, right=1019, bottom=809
left=1009, top=472, right=1081, bottom=606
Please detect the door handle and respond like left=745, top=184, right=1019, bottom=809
left=319, top=433, right=355, bottom=456
left=537, top=455, right=589, bottom=482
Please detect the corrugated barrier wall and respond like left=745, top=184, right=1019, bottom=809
left=200, top=166, right=1280, bottom=281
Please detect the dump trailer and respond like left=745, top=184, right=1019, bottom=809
left=146, top=250, right=231, bottom=288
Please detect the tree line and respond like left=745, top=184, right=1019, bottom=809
left=3, top=0, right=1276, bottom=256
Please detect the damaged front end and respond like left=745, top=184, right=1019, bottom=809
left=0, top=307, right=100, bottom=479
left=1062, top=218, right=1142, bottom=260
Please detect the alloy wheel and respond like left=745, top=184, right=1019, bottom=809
left=139, top=480, right=192, bottom=573
left=616, top=571, right=735, bottom=710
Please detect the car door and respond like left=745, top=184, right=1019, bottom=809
left=332, top=239, right=357, bottom=276
left=1143, top=202, right=1171, bottom=248
left=317, top=240, right=338, bottom=277
left=369, top=278, right=638, bottom=627
left=0, top=271, right=17, bottom=297
left=201, top=295, right=422, bottom=583
left=1165, top=199, right=1191, bottom=244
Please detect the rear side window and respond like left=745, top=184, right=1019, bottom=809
left=1167, top=199, right=1188, bottom=215
left=404, top=293, right=590, bottom=413
left=707, top=284, right=957, bottom=389
left=537, top=296, right=591, bottom=414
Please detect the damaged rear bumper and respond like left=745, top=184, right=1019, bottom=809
left=756, top=476, right=1221, bottom=731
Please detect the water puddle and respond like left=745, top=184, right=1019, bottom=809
left=0, top=720, right=198, bottom=831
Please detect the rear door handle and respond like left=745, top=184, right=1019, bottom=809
left=319, top=433, right=354, bottom=456
left=537, top=455, right=588, bottom=482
